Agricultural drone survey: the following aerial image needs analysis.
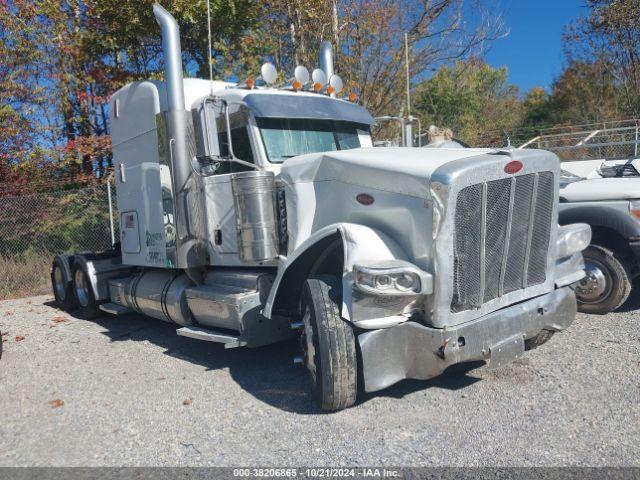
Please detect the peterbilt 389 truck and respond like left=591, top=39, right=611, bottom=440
left=50, top=4, right=591, bottom=410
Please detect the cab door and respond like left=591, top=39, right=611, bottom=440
left=202, top=102, right=259, bottom=263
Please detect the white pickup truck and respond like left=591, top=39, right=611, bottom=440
left=560, top=159, right=640, bottom=313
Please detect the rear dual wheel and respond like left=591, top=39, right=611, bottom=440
left=51, top=258, right=76, bottom=311
left=298, top=276, right=358, bottom=411
left=50, top=258, right=99, bottom=319
left=72, top=264, right=100, bottom=320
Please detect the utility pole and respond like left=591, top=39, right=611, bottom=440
left=404, top=32, right=412, bottom=146
left=405, top=32, right=410, bottom=116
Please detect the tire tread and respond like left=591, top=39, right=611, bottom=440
left=305, top=275, right=357, bottom=410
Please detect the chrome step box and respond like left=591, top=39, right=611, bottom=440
left=185, top=270, right=293, bottom=348
left=99, top=302, right=133, bottom=316
left=176, top=326, right=246, bottom=349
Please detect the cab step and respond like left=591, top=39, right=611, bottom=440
left=99, top=302, right=133, bottom=315
left=176, top=325, right=247, bottom=349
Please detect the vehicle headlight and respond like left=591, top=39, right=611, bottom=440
left=630, top=200, right=640, bottom=221
left=556, top=223, right=591, bottom=258
left=353, top=261, right=432, bottom=296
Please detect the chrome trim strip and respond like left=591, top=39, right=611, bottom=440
left=499, top=177, right=516, bottom=297
left=479, top=182, right=488, bottom=303
left=522, top=173, right=539, bottom=288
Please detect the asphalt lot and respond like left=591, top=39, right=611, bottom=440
left=0, top=291, right=638, bottom=467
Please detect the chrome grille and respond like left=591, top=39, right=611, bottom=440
left=452, top=172, right=555, bottom=313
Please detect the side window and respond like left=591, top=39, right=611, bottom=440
left=215, top=104, right=255, bottom=174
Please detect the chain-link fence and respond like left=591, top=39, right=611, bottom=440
left=476, top=119, right=640, bottom=162
left=0, top=183, right=117, bottom=299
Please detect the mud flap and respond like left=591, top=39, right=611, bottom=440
left=488, top=334, right=524, bottom=369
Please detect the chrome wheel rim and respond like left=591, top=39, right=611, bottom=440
left=576, top=260, right=610, bottom=303
left=53, top=267, right=66, bottom=301
left=74, top=269, right=90, bottom=307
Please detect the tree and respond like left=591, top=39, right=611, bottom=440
left=0, top=0, right=266, bottom=186
left=547, top=59, right=623, bottom=125
left=413, top=59, right=522, bottom=145
left=564, top=0, right=640, bottom=117
left=520, top=87, right=553, bottom=127
left=261, top=0, right=507, bottom=117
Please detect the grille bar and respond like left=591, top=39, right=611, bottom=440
left=452, top=172, right=554, bottom=313
left=498, top=177, right=516, bottom=297
left=522, top=173, right=539, bottom=289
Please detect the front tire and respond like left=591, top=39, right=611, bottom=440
left=576, top=245, right=631, bottom=314
left=72, top=262, right=100, bottom=320
left=299, top=276, right=358, bottom=411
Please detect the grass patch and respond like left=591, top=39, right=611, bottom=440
left=0, top=253, right=52, bottom=300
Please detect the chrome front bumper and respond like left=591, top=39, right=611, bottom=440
left=358, top=285, right=577, bottom=392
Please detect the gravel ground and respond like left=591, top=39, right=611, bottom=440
left=0, top=292, right=638, bottom=467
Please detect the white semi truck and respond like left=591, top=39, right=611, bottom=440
left=50, top=4, right=591, bottom=410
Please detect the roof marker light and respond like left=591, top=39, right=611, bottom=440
left=294, top=65, right=310, bottom=85
left=329, top=74, right=344, bottom=94
left=311, top=69, right=327, bottom=91
left=260, top=62, right=278, bottom=85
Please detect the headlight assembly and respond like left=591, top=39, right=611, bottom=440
left=353, top=261, right=432, bottom=296
left=556, top=223, right=591, bottom=259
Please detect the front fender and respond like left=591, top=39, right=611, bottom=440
left=559, top=202, right=640, bottom=240
left=262, top=223, right=410, bottom=320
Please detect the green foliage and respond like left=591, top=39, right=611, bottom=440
left=565, top=0, right=640, bottom=117
left=414, top=59, right=522, bottom=145
left=547, top=59, right=624, bottom=124
left=0, top=187, right=113, bottom=257
left=521, top=87, right=552, bottom=127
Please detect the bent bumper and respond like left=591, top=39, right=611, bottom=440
left=358, top=286, right=577, bottom=392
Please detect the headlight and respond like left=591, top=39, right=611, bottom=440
left=353, top=261, right=432, bottom=296
left=556, top=223, right=591, bottom=258
left=630, top=200, right=640, bottom=221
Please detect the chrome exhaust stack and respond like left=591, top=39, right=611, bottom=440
left=153, top=3, right=186, bottom=111
left=153, top=3, right=206, bottom=270
left=319, top=41, right=335, bottom=97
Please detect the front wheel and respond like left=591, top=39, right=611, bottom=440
left=576, top=245, right=631, bottom=315
left=299, top=276, right=358, bottom=411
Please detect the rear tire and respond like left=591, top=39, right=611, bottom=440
left=576, top=245, right=631, bottom=314
left=51, top=258, right=76, bottom=311
left=299, top=275, right=358, bottom=411
left=72, top=262, right=100, bottom=320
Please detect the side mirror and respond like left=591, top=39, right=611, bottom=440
left=193, top=98, right=223, bottom=159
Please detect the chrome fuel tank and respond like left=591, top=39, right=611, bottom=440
left=109, top=270, right=193, bottom=326
left=231, top=171, right=279, bottom=262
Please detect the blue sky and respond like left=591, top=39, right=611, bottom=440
left=484, top=0, right=588, bottom=93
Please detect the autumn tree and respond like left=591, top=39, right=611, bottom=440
left=564, top=0, right=640, bottom=117
left=259, top=0, right=506, bottom=117
left=413, top=59, right=522, bottom=145
left=0, top=0, right=266, bottom=186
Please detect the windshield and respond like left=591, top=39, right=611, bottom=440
left=256, top=118, right=371, bottom=163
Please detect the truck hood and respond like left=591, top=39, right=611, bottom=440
left=560, top=177, right=640, bottom=202
left=279, top=147, right=496, bottom=198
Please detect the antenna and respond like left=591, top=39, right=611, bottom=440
left=206, top=0, right=214, bottom=96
